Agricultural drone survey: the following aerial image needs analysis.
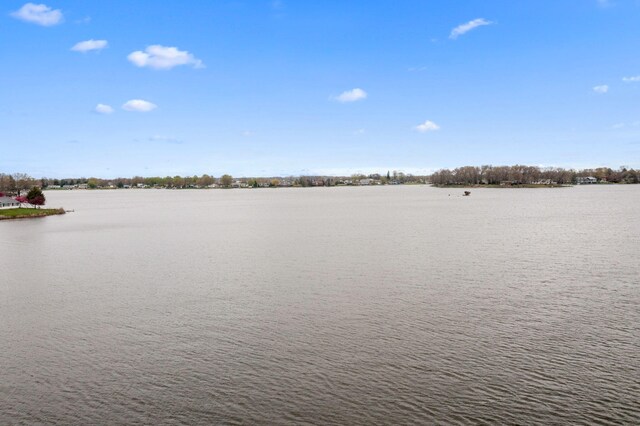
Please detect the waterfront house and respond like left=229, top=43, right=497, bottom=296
left=576, top=176, right=598, bottom=184
left=0, top=196, right=20, bottom=209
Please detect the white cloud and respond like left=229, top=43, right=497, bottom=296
left=415, top=120, right=440, bottom=133
left=450, top=18, right=493, bottom=39
left=122, top=99, right=157, bottom=112
left=94, top=104, right=114, bottom=114
left=593, top=85, right=609, bottom=94
left=127, top=45, right=204, bottom=70
left=353, top=128, right=365, bottom=135
left=242, top=131, right=254, bottom=137
left=335, top=88, right=367, bottom=103
left=597, top=0, right=612, bottom=7
left=11, top=3, right=63, bottom=26
left=622, top=75, right=640, bottom=82
left=149, top=135, right=182, bottom=144
left=612, top=121, right=640, bottom=129
left=71, top=39, right=108, bottom=53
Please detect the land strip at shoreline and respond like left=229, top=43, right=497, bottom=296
left=0, top=208, right=65, bottom=220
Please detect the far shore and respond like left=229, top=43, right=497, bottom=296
left=431, top=183, right=572, bottom=189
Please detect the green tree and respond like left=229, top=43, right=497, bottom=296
left=26, top=186, right=46, bottom=208
left=87, top=178, right=98, bottom=189
left=197, top=174, right=215, bottom=187
left=220, top=174, right=233, bottom=188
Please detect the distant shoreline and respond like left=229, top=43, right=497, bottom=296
left=432, top=183, right=572, bottom=189
left=42, top=182, right=618, bottom=191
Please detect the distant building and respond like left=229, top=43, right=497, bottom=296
left=359, top=179, right=373, bottom=186
left=0, top=196, right=20, bottom=209
left=576, top=176, right=598, bottom=184
left=231, top=181, right=248, bottom=188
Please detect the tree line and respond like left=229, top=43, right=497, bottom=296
left=0, top=173, right=39, bottom=196
left=429, top=165, right=640, bottom=186
left=3, top=166, right=638, bottom=193
left=0, top=171, right=428, bottom=191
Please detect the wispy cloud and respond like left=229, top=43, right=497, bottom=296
left=593, top=84, right=609, bottom=94
left=122, top=99, right=157, bottom=112
left=353, top=128, right=365, bottom=135
left=622, top=75, right=640, bottom=82
left=94, top=104, right=114, bottom=114
left=597, top=0, right=613, bottom=8
left=127, top=45, right=204, bottom=70
left=149, top=135, right=182, bottom=144
left=334, top=88, right=367, bottom=103
left=612, top=121, right=640, bottom=129
left=415, top=120, right=440, bottom=133
left=450, top=18, right=493, bottom=39
left=71, top=39, right=108, bottom=53
left=11, top=3, right=63, bottom=26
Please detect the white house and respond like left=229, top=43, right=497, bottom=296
left=576, top=176, right=598, bottom=185
left=0, top=196, right=20, bottom=209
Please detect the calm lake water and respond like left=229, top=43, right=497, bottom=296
left=1, top=185, right=639, bottom=424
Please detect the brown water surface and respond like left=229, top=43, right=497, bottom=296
left=1, top=185, right=638, bottom=424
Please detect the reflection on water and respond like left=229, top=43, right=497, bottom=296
left=1, top=186, right=639, bottom=424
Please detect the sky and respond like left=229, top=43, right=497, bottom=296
left=2, top=0, right=640, bottom=178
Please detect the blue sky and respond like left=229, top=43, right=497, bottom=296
left=2, top=0, right=640, bottom=178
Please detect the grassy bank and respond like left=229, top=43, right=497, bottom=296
left=0, top=207, right=66, bottom=220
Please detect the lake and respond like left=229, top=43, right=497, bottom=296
left=1, top=185, right=638, bottom=424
